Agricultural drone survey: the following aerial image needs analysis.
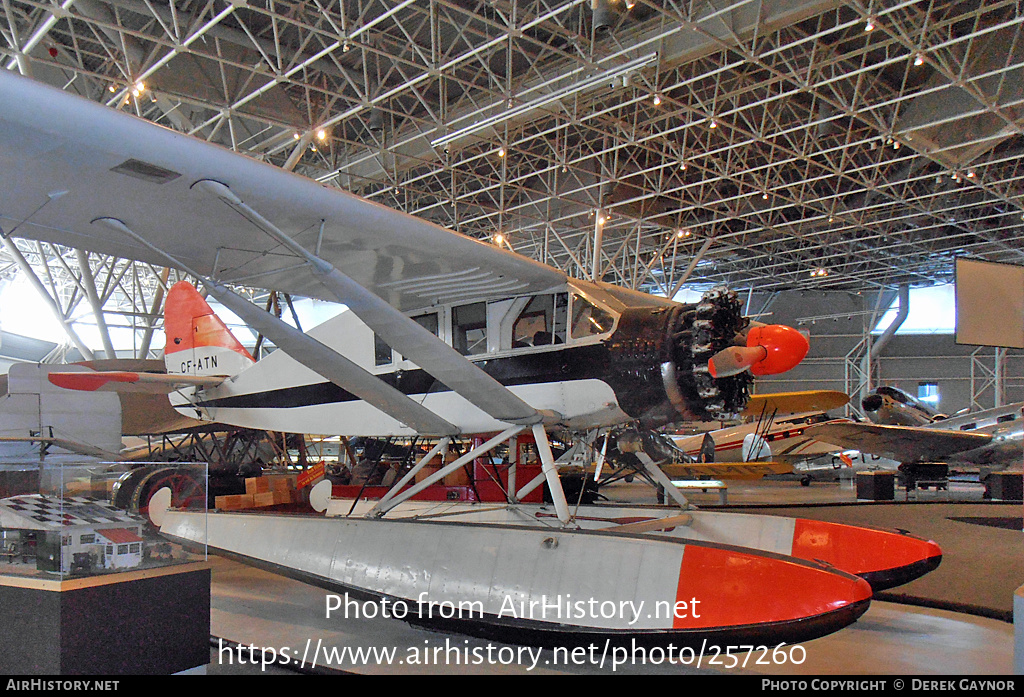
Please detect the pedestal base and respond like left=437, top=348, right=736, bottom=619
left=0, top=562, right=209, bottom=675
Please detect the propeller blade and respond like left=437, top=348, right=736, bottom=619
left=707, top=345, right=767, bottom=378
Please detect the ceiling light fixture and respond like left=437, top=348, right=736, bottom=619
left=430, top=52, right=659, bottom=148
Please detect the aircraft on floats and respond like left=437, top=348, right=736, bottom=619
left=0, top=70, right=943, bottom=648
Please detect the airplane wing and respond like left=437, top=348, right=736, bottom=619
left=804, top=422, right=994, bottom=463
left=741, top=390, right=849, bottom=417
left=0, top=72, right=566, bottom=310
left=0, top=71, right=577, bottom=439
left=659, top=461, right=793, bottom=480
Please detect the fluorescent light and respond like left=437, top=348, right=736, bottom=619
left=431, top=52, right=659, bottom=147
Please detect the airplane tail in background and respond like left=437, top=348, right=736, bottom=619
left=164, top=281, right=255, bottom=378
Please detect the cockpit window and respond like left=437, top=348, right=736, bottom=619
left=878, top=386, right=908, bottom=403
left=570, top=293, right=615, bottom=340
left=511, top=293, right=567, bottom=348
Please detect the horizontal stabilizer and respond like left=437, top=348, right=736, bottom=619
left=0, top=435, right=123, bottom=461
left=48, top=371, right=225, bottom=394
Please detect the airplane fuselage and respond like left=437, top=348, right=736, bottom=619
left=919, top=402, right=1024, bottom=467
left=171, top=281, right=755, bottom=436
left=671, top=412, right=849, bottom=463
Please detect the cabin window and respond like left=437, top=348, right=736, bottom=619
left=375, top=313, right=439, bottom=365
left=997, top=414, right=1016, bottom=423
left=570, top=294, right=614, bottom=340
left=453, top=302, right=488, bottom=355
left=511, top=293, right=567, bottom=348
left=413, top=312, right=439, bottom=336
left=373, top=334, right=393, bottom=366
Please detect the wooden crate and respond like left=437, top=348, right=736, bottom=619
left=252, top=490, right=294, bottom=507
left=244, top=477, right=270, bottom=495
left=215, top=494, right=255, bottom=510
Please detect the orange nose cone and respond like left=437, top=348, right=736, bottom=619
left=747, top=324, right=810, bottom=376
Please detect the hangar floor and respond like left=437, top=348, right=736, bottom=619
left=206, top=478, right=1020, bottom=675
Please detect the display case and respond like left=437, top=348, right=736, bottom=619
left=0, top=462, right=210, bottom=675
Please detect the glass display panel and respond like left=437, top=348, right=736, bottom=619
left=0, top=462, right=207, bottom=581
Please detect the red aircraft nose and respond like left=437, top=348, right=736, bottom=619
left=747, top=324, right=809, bottom=376
left=707, top=324, right=809, bottom=378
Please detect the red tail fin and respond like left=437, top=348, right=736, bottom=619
left=165, top=281, right=254, bottom=377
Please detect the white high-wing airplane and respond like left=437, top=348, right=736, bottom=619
left=1, top=71, right=943, bottom=648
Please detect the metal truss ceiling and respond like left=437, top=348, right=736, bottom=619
left=3, top=0, right=1024, bottom=322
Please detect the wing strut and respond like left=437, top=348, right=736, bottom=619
left=192, top=179, right=554, bottom=428
left=532, top=423, right=571, bottom=524
left=367, top=436, right=451, bottom=515
left=93, top=218, right=460, bottom=436
left=633, top=450, right=692, bottom=509
left=370, top=427, right=525, bottom=517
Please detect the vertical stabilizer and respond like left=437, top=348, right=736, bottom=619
left=164, top=281, right=254, bottom=377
